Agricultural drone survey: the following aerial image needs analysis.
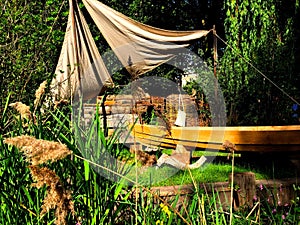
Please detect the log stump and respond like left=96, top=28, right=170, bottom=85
left=229, top=172, right=256, bottom=210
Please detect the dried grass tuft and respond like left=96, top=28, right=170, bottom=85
left=4, top=135, right=72, bottom=165
left=4, top=136, right=75, bottom=225
left=34, top=80, right=47, bottom=107
left=29, top=166, right=75, bottom=225
left=130, top=148, right=157, bottom=166
left=29, top=165, right=60, bottom=188
left=9, top=102, right=31, bottom=119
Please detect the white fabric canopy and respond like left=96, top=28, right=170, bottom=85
left=51, top=0, right=210, bottom=99
left=51, top=0, right=113, bottom=100
left=83, top=0, right=210, bottom=76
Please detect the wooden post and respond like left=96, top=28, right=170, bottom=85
left=229, top=172, right=256, bottom=210
left=101, top=95, right=108, bottom=136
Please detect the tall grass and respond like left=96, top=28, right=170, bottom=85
left=1, top=93, right=300, bottom=224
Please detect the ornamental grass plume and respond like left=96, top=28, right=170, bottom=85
left=9, top=102, right=31, bottom=119
left=4, top=136, right=74, bottom=225
left=34, top=80, right=47, bottom=107
left=4, top=135, right=72, bottom=165
left=29, top=166, right=75, bottom=225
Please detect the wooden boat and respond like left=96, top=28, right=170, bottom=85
left=130, top=124, right=300, bottom=152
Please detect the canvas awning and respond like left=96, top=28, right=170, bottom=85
left=51, top=0, right=210, bottom=100
left=83, top=0, right=210, bottom=76
left=51, top=0, right=114, bottom=100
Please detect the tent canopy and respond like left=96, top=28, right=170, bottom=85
left=51, top=0, right=210, bottom=100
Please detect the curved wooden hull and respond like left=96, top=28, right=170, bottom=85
left=130, top=124, right=300, bottom=152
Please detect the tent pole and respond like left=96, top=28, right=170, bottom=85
left=213, top=25, right=220, bottom=124
left=213, top=25, right=218, bottom=100
left=213, top=25, right=218, bottom=79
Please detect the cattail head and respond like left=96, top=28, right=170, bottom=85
left=4, top=135, right=72, bottom=165
left=9, top=102, right=31, bottom=119
left=34, top=80, right=48, bottom=107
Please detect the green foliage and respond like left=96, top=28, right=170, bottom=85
left=2, top=1, right=300, bottom=224
left=1, top=92, right=300, bottom=224
left=0, top=0, right=68, bottom=117
left=2, top=0, right=299, bottom=126
left=219, top=0, right=299, bottom=125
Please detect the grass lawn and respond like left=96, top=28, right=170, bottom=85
left=120, top=148, right=299, bottom=187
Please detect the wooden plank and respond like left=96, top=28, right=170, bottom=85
left=128, top=124, right=300, bottom=152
